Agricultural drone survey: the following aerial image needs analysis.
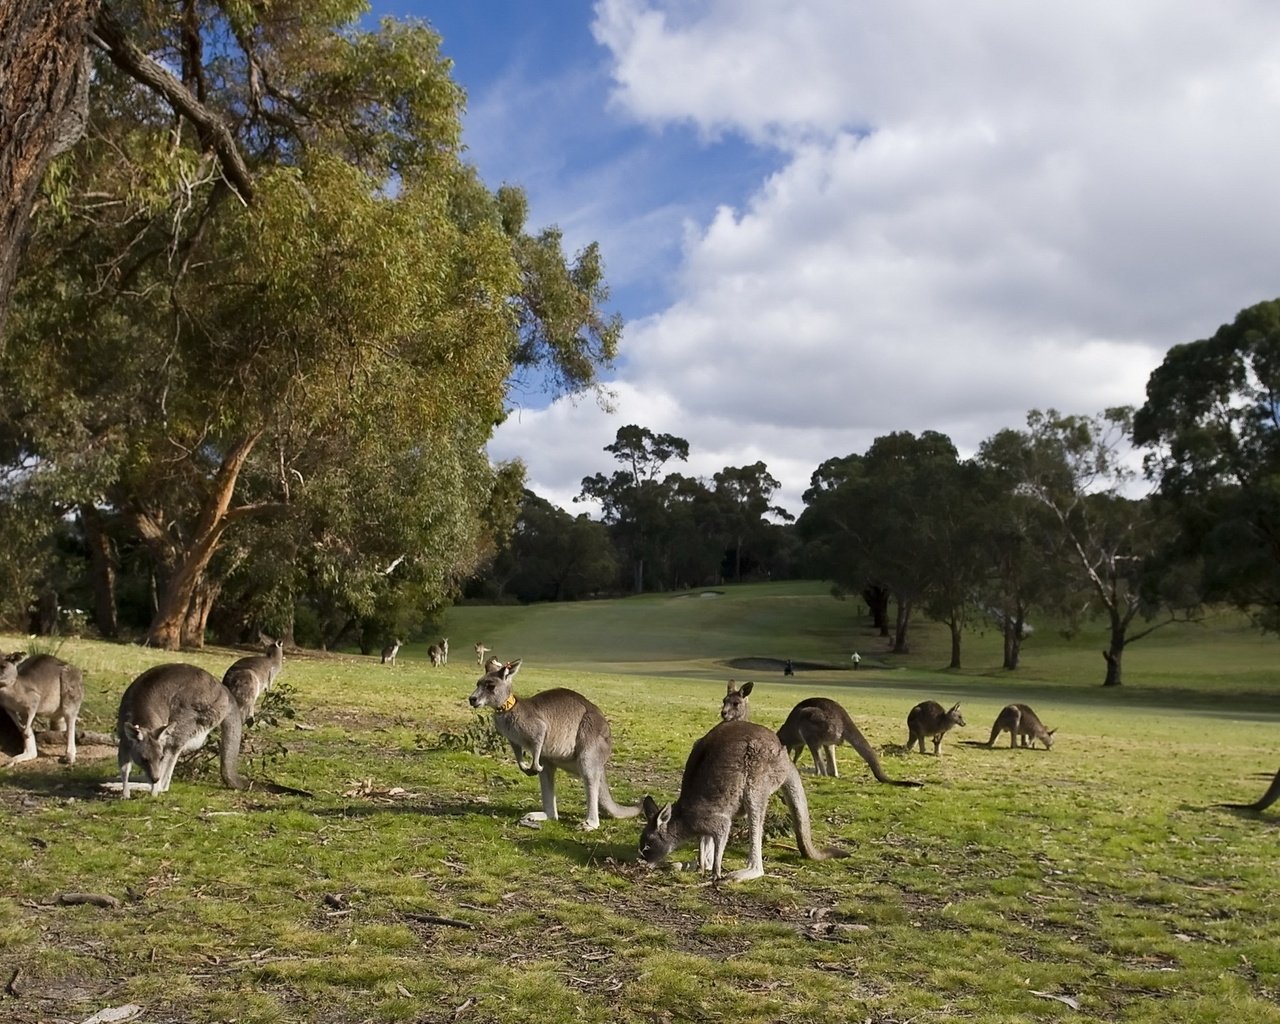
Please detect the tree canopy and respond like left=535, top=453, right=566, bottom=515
left=0, top=1, right=618, bottom=647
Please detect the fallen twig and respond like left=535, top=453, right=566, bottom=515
left=403, top=912, right=476, bottom=930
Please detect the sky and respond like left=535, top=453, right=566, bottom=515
left=370, top=1, right=1280, bottom=516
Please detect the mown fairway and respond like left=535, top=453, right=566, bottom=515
left=1, top=583, right=1277, bottom=1024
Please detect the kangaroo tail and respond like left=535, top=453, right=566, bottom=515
left=844, top=724, right=923, bottom=787
left=779, top=764, right=845, bottom=861
left=1219, top=767, right=1280, bottom=811
left=599, top=776, right=640, bottom=819
left=218, top=702, right=248, bottom=791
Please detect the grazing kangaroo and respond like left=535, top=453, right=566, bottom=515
left=639, top=720, right=844, bottom=881
left=0, top=652, right=84, bottom=765
left=1221, top=768, right=1280, bottom=811
left=720, top=680, right=753, bottom=721
left=777, top=697, right=922, bottom=787
left=475, top=642, right=491, bottom=667
left=468, top=659, right=637, bottom=830
left=221, top=635, right=284, bottom=723
left=986, top=703, right=1055, bottom=749
left=116, top=663, right=246, bottom=798
left=906, top=700, right=966, bottom=755
left=380, top=639, right=402, bottom=666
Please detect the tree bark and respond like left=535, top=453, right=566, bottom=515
left=0, top=0, right=98, bottom=340
left=891, top=597, right=912, bottom=654
left=947, top=617, right=962, bottom=669
left=143, top=430, right=264, bottom=649
left=80, top=505, right=118, bottom=637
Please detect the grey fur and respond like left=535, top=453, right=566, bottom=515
left=1220, top=768, right=1280, bottom=811
left=906, top=700, right=966, bottom=755
left=0, top=652, right=84, bottom=765
left=380, top=639, right=403, bottom=666
left=639, top=719, right=843, bottom=882
left=986, top=703, right=1056, bottom=749
left=116, top=663, right=246, bottom=798
left=474, top=642, right=491, bottom=666
left=468, top=659, right=637, bottom=829
left=777, top=697, right=922, bottom=786
left=221, top=636, right=284, bottom=723
left=719, top=680, right=753, bottom=722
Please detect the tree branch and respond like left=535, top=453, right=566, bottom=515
left=89, top=4, right=254, bottom=204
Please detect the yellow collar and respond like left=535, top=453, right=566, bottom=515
left=497, top=694, right=517, bottom=713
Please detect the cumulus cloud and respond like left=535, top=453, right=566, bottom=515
left=493, top=1, right=1280, bottom=515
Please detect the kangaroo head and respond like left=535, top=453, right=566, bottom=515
left=0, top=658, right=17, bottom=689
left=638, top=795, right=677, bottom=864
left=1044, top=727, right=1057, bottom=750
left=720, top=680, right=753, bottom=722
left=124, top=722, right=173, bottom=778
left=948, top=702, right=966, bottom=727
left=484, top=657, right=503, bottom=674
left=468, top=659, right=521, bottom=709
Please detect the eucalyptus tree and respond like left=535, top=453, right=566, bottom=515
left=984, top=409, right=1195, bottom=686
left=713, top=462, right=792, bottom=583
left=1, top=2, right=619, bottom=646
left=578, top=425, right=689, bottom=593
left=1134, top=298, right=1280, bottom=632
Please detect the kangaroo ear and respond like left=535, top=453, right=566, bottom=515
left=950, top=702, right=962, bottom=712
left=740, top=681, right=754, bottom=697
left=725, top=680, right=738, bottom=695
left=1048, top=728, right=1057, bottom=736
left=656, top=803, right=673, bottom=828
left=641, top=794, right=659, bottom=820
left=127, top=723, right=146, bottom=742
left=503, top=659, right=522, bottom=678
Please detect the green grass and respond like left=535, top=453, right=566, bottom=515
left=1, top=582, right=1278, bottom=1023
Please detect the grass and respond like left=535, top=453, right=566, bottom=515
left=1, top=582, right=1278, bottom=1023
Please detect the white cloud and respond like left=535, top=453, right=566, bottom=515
left=491, top=1, right=1280, bottom=516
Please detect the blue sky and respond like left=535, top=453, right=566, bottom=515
left=366, top=2, right=1280, bottom=516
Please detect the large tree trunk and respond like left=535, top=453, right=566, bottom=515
left=0, top=0, right=97, bottom=339
left=947, top=617, right=962, bottom=669
left=863, top=585, right=891, bottom=636
left=1001, top=603, right=1025, bottom=670
left=891, top=597, right=912, bottom=654
left=80, top=505, right=118, bottom=637
left=141, top=430, right=263, bottom=649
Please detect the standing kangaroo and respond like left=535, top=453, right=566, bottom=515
left=475, top=642, right=492, bottom=667
left=428, top=642, right=445, bottom=667
left=986, top=703, right=1056, bottom=749
left=468, top=659, right=637, bottom=830
left=221, top=635, right=284, bottom=723
left=0, top=652, right=84, bottom=765
left=777, top=697, right=923, bottom=787
left=639, top=720, right=844, bottom=881
left=906, top=700, right=966, bottom=755
left=439, top=638, right=449, bottom=665
left=720, top=680, right=753, bottom=721
left=116, top=663, right=246, bottom=798
left=381, top=639, right=402, bottom=666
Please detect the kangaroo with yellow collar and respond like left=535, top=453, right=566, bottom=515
left=468, top=659, right=638, bottom=830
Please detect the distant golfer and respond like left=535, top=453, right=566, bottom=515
left=783, top=659, right=795, bottom=677
left=851, top=651, right=862, bottom=671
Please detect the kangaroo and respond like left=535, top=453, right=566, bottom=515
left=221, top=635, right=284, bottom=723
left=777, top=697, right=922, bottom=787
left=380, top=639, right=402, bottom=666
left=639, top=720, right=844, bottom=881
left=0, top=652, right=84, bottom=765
left=483, top=656, right=504, bottom=674
left=475, top=642, right=491, bottom=667
left=468, top=659, right=637, bottom=830
left=428, top=642, right=444, bottom=667
left=115, top=663, right=246, bottom=798
left=1221, top=768, right=1280, bottom=811
left=906, top=700, right=966, bottom=755
left=439, top=638, right=449, bottom=665
left=986, top=703, right=1055, bottom=749
left=720, top=680, right=753, bottom=721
